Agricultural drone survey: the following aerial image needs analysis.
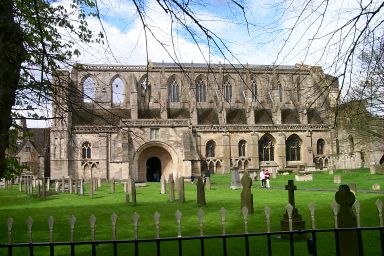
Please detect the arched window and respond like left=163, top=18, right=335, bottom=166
left=251, top=77, right=258, bottom=102
left=168, top=77, right=180, bottom=102
left=239, top=140, right=246, bottom=157
left=139, top=75, right=151, bottom=104
left=82, top=142, right=91, bottom=159
left=83, top=76, right=95, bottom=103
left=286, top=135, right=301, bottom=161
left=206, top=140, right=216, bottom=158
left=223, top=78, right=232, bottom=102
left=259, top=135, right=274, bottom=161
left=317, top=139, right=325, bottom=155
left=348, top=135, right=354, bottom=153
left=112, top=77, right=125, bottom=104
left=196, top=78, right=207, bottom=102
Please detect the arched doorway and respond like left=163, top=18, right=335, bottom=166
left=146, top=157, right=161, bottom=182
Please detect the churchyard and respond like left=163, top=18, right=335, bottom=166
left=0, top=168, right=383, bottom=255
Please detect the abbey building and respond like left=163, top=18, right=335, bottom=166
left=47, top=62, right=381, bottom=181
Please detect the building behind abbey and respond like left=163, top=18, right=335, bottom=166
left=44, top=62, right=382, bottom=181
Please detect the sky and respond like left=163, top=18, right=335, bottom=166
left=27, top=0, right=384, bottom=127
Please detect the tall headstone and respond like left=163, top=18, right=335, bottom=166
left=160, top=176, right=166, bottom=194
left=178, top=177, right=185, bottom=203
left=196, top=176, right=206, bottom=207
left=79, top=179, right=84, bottom=196
left=130, top=179, right=136, bottom=206
left=335, top=185, right=361, bottom=256
left=89, top=179, right=93, bottom=199
left=240, top=172, right=254, bottom=214
left=55, top=180, right=59, bottom=192
left=69, top=177, right=73, bottom=194
left=230, top=167, right=241, bottom=189
left=61, top=177, right=65, bottom=193
left=74, top=179, right=78, bottom=194
left=98, top=177, right=101, bottom=188
left=169, top=174, right=175, bottom=202
left=46, top=178, right=50, bottom=191
left=280, top=180, right=306, bottom=240
left=205, top=176, right=211, bottom=190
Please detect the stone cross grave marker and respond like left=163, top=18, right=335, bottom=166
left=196, top=176, right=206, bottom=207
left=169, top=174, right=175, bottom=202
left=280, top=180, right=306, bottom=240
left=240, top=172, right=254, bottom=214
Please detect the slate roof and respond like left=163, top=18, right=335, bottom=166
left=17, top=128, right=50, bottom=156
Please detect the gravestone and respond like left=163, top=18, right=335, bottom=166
left=240, top=172, right=254, bottom=214
left=19, top=180, right=22, bottom=192
left=370, top=162, right=376, bottom=174
left=295, top=174, right=313, bottom=182
left=61, top=177, right=65, bottom=193
left=111, top=179, right=115, bottom=193
left=79, top=179, right=84, bottom=196
left=160, top=176, right=166, bottom=194
left=46, top=178, right=50, bottom=191
left=55, top=180, right=59, bottom=192
left=169, top=174, right=175, bottom=202
left=69, top=177, right=73, bottom=194
left=130, top=179, right=136, bottom=206
left=280, top=180, right=306, bottom=240
left=178, top=177, right=185, bottom=203
left=372, top=183, right=381, bottom=190
left=89, top=180, right=93, bottom=199
left=205, top=176, right=211, bottom=190
left=334, top=175, right=341, bottom=184
left=348, top=183, right=357, bottom=195
left=196, top=176, right=206, bottom=207
left=41, top=178, right=46, bottom=199
left=230, top=167, right=242, bottom=189
left=98, top=177, right=101, bottom=188
left=335, top=185, right=361, bottom=256
left=74, top=179, right=78, bottom=194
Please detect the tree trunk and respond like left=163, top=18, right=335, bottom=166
left=0, top=0, right=26, bottom=178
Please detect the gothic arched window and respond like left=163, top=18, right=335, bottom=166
left=168, top=77, right=180, bottom=102
left=286, top=135, right=301, bottom=161
left=112, top=77, right=125, bottom=104
left=206, top=140, right=216, bottom=158
left=317, top=139, right=325, bottom=155
left=82, top=142, right=92, bottom=159
left=239, top=140, right=246, bottom=157
left=251, top=77, right=258, bottom=102
left=83, top=76, right=95, bottom=103
left=224, top=78, right=232, bottom=102
left=259, top=135, right=274, bottom=161
left=196, top=78, right=207, bottom=102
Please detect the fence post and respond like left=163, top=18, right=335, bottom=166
left=48, top=216, right=54, bottom=256
left=308, top=203, right=317, bottom=256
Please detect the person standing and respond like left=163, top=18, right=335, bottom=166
left=259, top=169, right=265, bottom=188
left=264, top=169, right=271, bottom=188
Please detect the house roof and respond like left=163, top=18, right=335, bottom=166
left=17, top=128, right=50, bottom=155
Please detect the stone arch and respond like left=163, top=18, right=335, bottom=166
left=206, top=140, right=216, bottom=158
left=110, top=74, right=126, bottom=105
left=244, top=160, right=249, bottom=170
left=317, top=139, right=325, bottom=155
left=259, top=134, right=276, bottom=161
left=223, top=75, right=233, bottom=102
left=282, top=109, right=300, bottom=124
left=208, top=161, right=215, bottom=174
left=195, top=74, right=208, bottom=103
left=215, top=160, right=223, bottom=173
left=167, top=74, right=181, bottom=103
left=255, top=109, right=273, bottom=124
left=286, top=134, right=302, bottom=161
left=238, top=139, right=246, bottom=157
left=133, top=141, right=180, bottom=182
left=81, top=74, right=97, bottom=103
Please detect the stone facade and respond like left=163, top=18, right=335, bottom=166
left=48, top=62, right=381, bottom=181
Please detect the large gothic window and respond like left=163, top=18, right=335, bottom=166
left=239, top=140, right=246, bottom=157
left=223, top=78, right=232, bottom=102
left=82, top=142, right=92, bottom=159
left=206, top=140, right=216, bottom=158
left=83, top=76, right=95, bottom=103
left=251, top=77, right=258, bottom=102
left=112, top=77, right=125, bottom=104
left=317, top=139, right=325, bottom=155
left=139, top=75, right=151, bottom=104
left=286, top=135, right=301, bottom=161
left=168, top=77, right=180, bottom=102
left=259, top=135, right=274, bottom=161
left=196, top=78, right=207, bottom=102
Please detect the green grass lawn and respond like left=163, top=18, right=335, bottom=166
left=0, top=169, right=383, bottom=256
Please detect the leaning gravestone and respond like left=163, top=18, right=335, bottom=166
left=240, top=172, right=254, bottom=214
left=334, top=175, right=341, bottom=184
left=205, top=176, right=212, bottom=190
left=196, top=176, right=206, bottom=207
left=178, top=177, right=185, bottom=203
left=160, top=176, right=166, bottom=194
left=230, top=167, right=242, bottom=189
left=169, top=174, right=175, bottom=202
left=280, top=180, right=306, bottom=240
left=335, top=185, right=361, bottom=256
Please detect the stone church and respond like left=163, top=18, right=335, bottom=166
left=48, top=62, right=381, bottom=182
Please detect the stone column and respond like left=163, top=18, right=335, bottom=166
left=276, top=133, right=286, bottom=169
left=250, top=133, right=259, bottom=169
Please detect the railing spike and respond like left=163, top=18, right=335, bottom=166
left=175, top=209, right=182, bottom=237
left=132, top=212, right=140, bottom=240
left=353, top=200, right=361, bottom=227
left=331, top=201, right=339, bottom=228
left=154, top=211, right=160, bottom=239
left=308, top=203, right=316, bottom=229
left=198, top=208, right=204, bottom=236
left=286, top=203, right=294, bottom=231
left=7, top=218, right=13, bottom=244
left=376, top=199, right=383, bottom=226
left=69, top=215, right=76, bottom=243
left=111, top=213, right=118, bottom=240
left=220, top=207, right=227, bottom=235
left=264, top=206, right=271, bottom=233
left=48, top=216, right=54, bottom=243
left=241, top=206, right=249, bottom=234
left=89, top=214, right=96, bottom=242
left=27, top=216, right=33, bottom=243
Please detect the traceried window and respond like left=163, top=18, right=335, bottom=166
left=286, top=135, right=301, bottom=161
left=223, top=78, right=232, bottom=102
left=82, top=142, right=92, bottom=159
left=251, top=78, right=258, bottom=102
left=317, top=139, right=325, bottom=155
left=139, top=76, right=151, bottom=104
left=238, top=140, right=246, bottom=157
left=259, top=135, right=274, bottom=161
left=206, top=140, right=216, bottom=158
left=168, top=77, right=180, bottom=102
left=112, top=77, right=125, bottom=104
left=196, top=78, right=207, bottom=102
left=150, top=128, right=160, bottom=140
left=83, top=77, right=95, bottom=103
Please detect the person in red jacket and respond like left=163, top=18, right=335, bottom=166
left=264, top=169, right=271, bottom=188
